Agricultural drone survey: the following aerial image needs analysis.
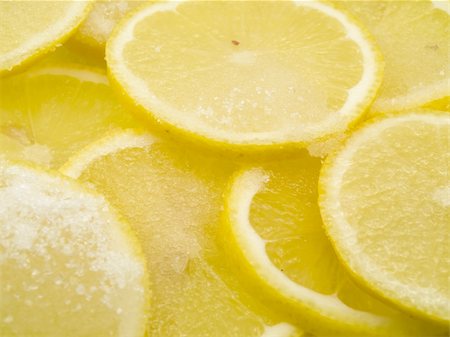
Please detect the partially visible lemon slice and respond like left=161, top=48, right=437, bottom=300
left=61, top=130, right=301, bottom=337
left=107, top=0, right=382, bottom=148
left=0, top=158, right=149, bottom=337
left=0, top=64, right=138, bottom=169
left=0, top=1, right=91, bottom=75
left=320, top=112, right=450, bottom=324
left=339, top=0, right=449, bottom=113
left=72, top=0, right=143, bottom=53
left=225, top=157, right=445, bottom=336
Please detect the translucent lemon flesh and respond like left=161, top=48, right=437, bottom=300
left=226, top=156, right=445, bottom=336
left=339, top=0, right=449, bottom=113
left=425, top=96, right=450, bottom=112
left=107, top=0, right=381, bottom=147
left=320, top=113, right=450, bottom=324
left=0, top=159, right=149, bottom=337
left=0, top=65, right=137, bottom=168
left=61, top=131, right=300, bottom=337
left=0, top=1, right=90, bottom=74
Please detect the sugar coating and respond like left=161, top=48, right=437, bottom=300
left=0, top=160, right=146, bottom=336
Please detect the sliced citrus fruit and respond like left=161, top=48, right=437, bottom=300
left=61, top=130, right=301, bottom=337
left=225, top=156, right=446, bottom=336
left=0, top=64, right=138, bottom=169
left=320, top=112, right=450, bottom=324
left=73, top=0, right=143, bottom=53
left=0, top=1, right=91, bottom=75
left=0, top=158, right=149, bottom=337
left=107, top=0, right=382, bottom=148
left=339, top=0, right=449, bottom=113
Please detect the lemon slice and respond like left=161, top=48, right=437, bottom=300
left=339, top=0, right=449, bottom=113
left=0, top=64, right=138, bottom=169
left=61, top=130, right=301, bottom=337
left=0, top=1, right=91, bottom=75
left=0, top=158, right=149, bottom=337
left=320, top=113, right=450, bottom=324
left=73, top=0, right=143, bottom=53
left=107, top=1, right=382, bottom=148
left=225, top=156, right=445, bottom=336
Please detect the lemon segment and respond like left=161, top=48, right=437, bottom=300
left=0, top=159, right=149, bottom=337
left=0, top=64, right=138, bottom=169
left=107, top=0, right=382, bottom=148
left=339, top=0, right=449, bottom=113
left=0, top=1, right=91, bottom=75
left=73, top=0, right=143, bottom=52
left=61, top=130, right=301, bottom=337
left=320, top=113, right=450, bottom=324
left=225, top=157, right=445, bottom=336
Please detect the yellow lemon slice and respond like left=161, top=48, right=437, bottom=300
left=0, top=1, right=91, bottom=75
left=106, top=0, right=382, bottom=148
left=61, top=130, right=301, bottom=337
left=225, top=156, right=445, bottom=336
left=339, top=0, right=449, bottom=113
left=320, top=112, right=450, bottom=324
left=0, top=158, right=149, bottom=337
left=0, top=64, right=138, bottom=169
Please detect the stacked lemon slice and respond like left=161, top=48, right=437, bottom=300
left=0, top=1, right=448, bottom=336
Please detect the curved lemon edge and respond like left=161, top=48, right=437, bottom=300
left=318, top=112, right=450, bottom=327
left=69, top=0, right=154, bottom=57
left=19, top=62, right=109, bottom=84
left=371, top=82, right=449, bottom=115
left=0, top=1, right=93, bottom=77
left=72, top=28, right=105, bottom=52
left=60, top=129, right=157, bottom=180
left=105, top=0, right=384, bottom=150
left=223, top=167, right=446, bottom=336
left=61, top=129, right=304, bottom=337
left=333, top=0, right=450, bottom=115
left=0, top=156, right=151, bottom=337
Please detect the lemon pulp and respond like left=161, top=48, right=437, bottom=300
left=320, top=113, right=450, bottom=324
left=107, top=0, right=381, bottom=147
left=62, top=130, right=300, bottom=337
left=0, top=159, right=149, bottom=337
left=0, top=64, right=137, bottom=168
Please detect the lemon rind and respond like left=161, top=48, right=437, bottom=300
left=224, top=168, right=444, bottom=336
left=61, top=129, right=157, bottom=179
left=0, top=157, right=151, bottom=337
left=0, top=1, right=93, bottom=76
left=106, top=0, right=383, bottom=149
left=319, top=112, right=450, bottom=325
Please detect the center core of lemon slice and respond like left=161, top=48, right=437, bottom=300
left=229, top=50, right=257, bottom=65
